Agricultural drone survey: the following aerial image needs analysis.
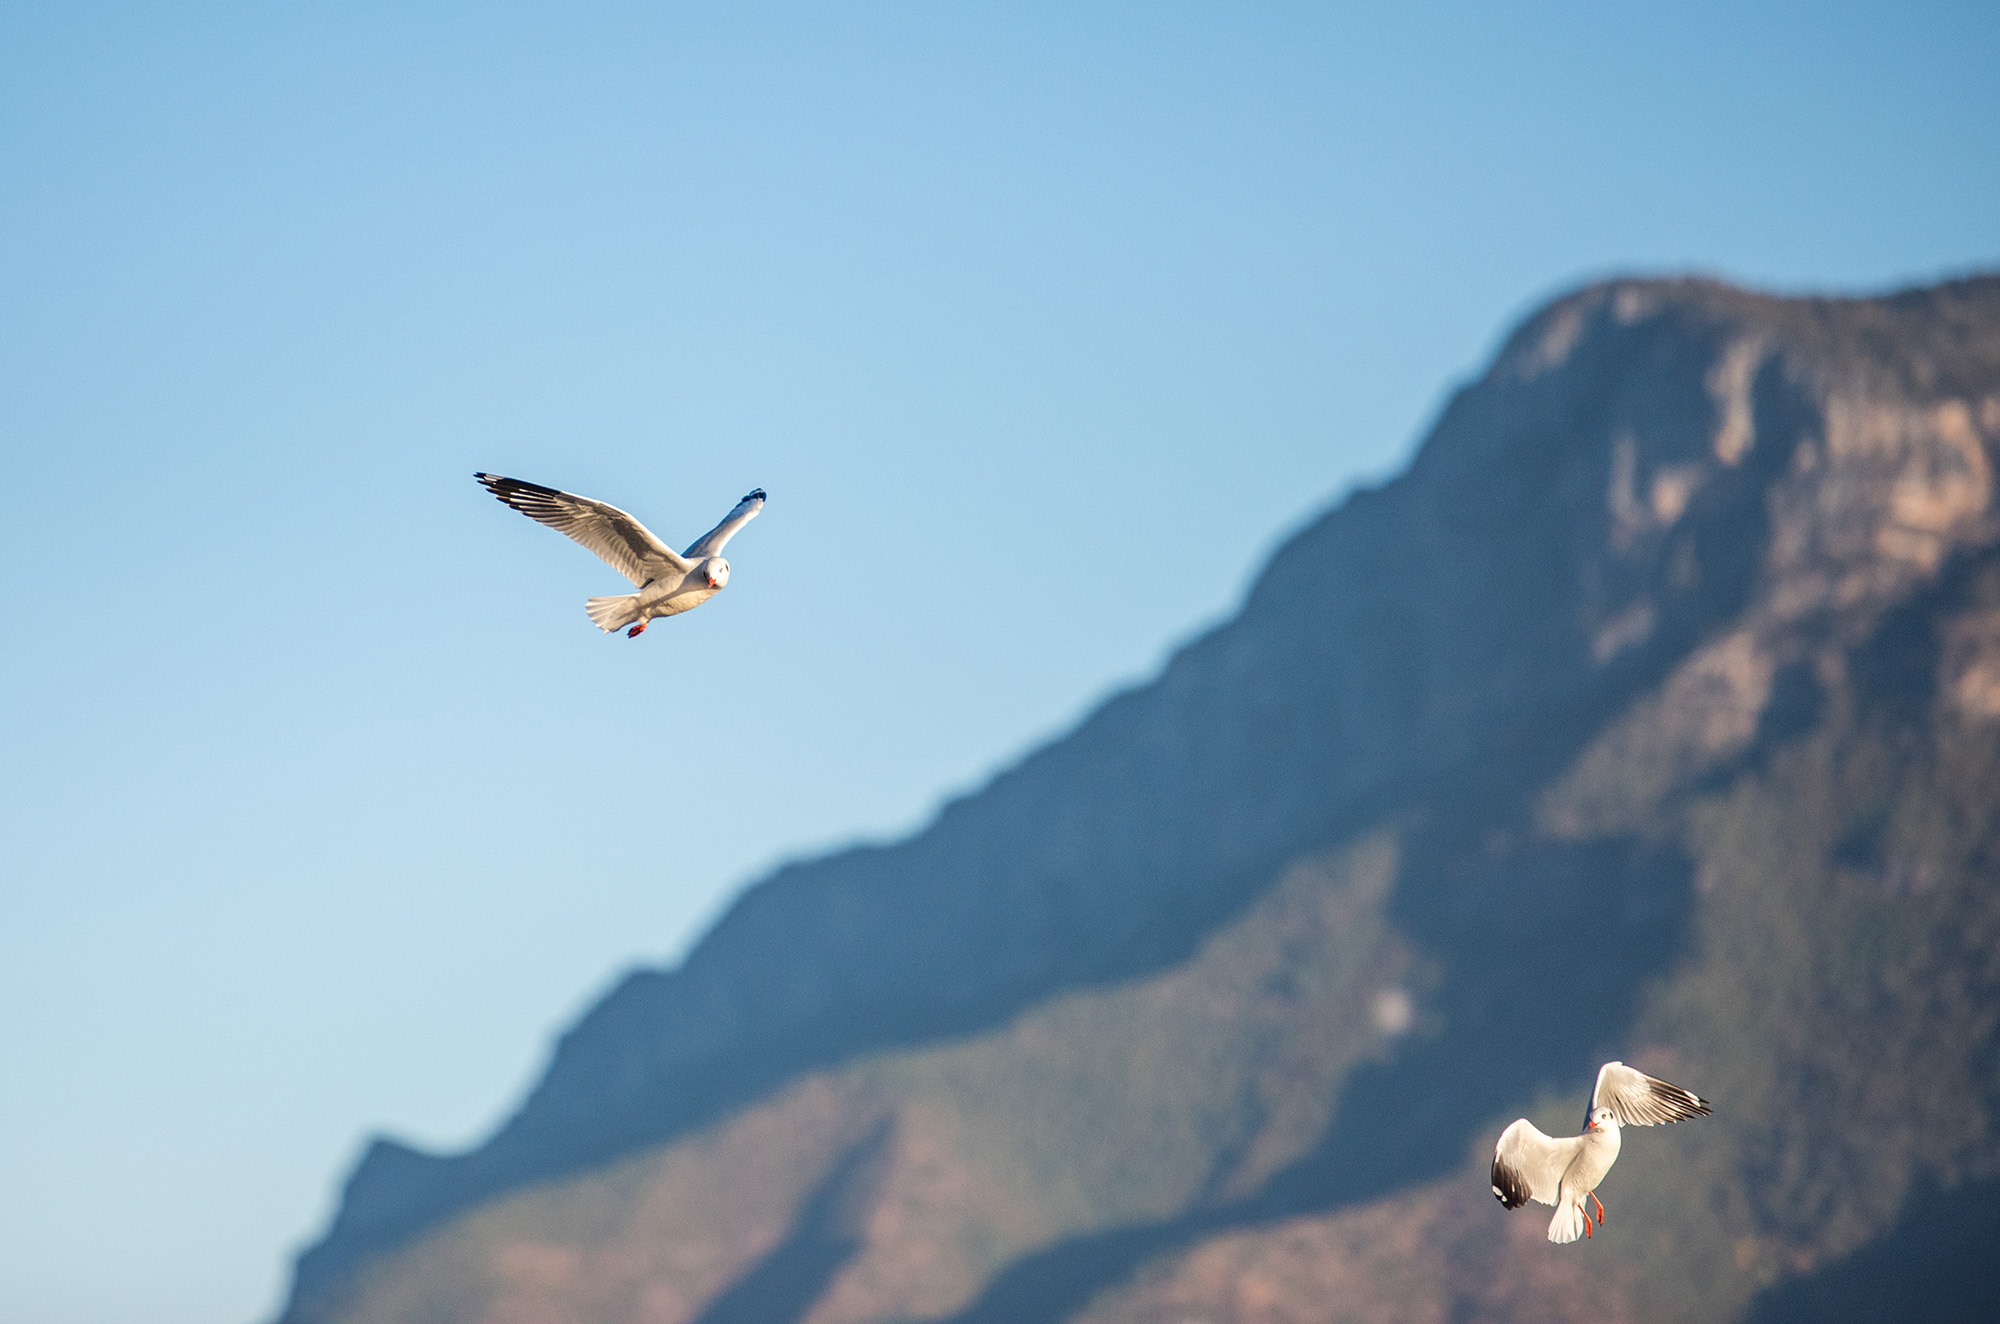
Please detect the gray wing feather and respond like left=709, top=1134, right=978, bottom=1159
left=682, top=488, right=766, bottom=559
left=1492, top=1119, right=1581, bottom=1209
left=1592, top=1061, right=1713, bottom=1127
left=476, top=474, right=691, bottom=585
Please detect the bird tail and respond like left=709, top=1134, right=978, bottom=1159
left=585, top=595, right=642, bottom=633
left=1548, top=1200, right=1586, bottom=1244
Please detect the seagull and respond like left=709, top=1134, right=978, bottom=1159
left=476, top=474, right=766, bottom=637
left=1491, top=1061, right=1710, bottom=1243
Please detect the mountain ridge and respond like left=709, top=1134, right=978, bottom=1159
left=282, top=270, right=2000, bottom=1324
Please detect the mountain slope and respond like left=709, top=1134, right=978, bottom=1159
left=280, top=272, right=2000, bottom=1324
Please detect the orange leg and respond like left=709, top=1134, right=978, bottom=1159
left=1591, top=1192, right=1606, bottom=1225
left=1583, top=1208, right=1594, bottom=1237
left=627, top=621, right=647, bottom=638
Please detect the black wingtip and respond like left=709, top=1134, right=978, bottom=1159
left=743, top=487, right=767, bottom=503
left=1491, top=1156, right=1531, bottom=1210
left=477, top=473, right=564, bottom=501
left=1648, top=1076, right=1714, bottom=1121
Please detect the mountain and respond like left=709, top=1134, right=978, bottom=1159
left=279, top=272, right=2000, bottom=1324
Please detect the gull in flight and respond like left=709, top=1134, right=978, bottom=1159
left=476, top=474, right=766, bottom=637
left=1491, top=1061, right=1711, bottom=1243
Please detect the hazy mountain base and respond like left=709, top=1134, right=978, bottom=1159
left=313, top=611, right=2000, bottom=1324
left=290, top=275, right=2000, bottom=1324
left=309, top=839, right=1414, bottom=1321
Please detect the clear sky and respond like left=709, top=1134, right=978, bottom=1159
left=1, top=2, right=1994, bottom=1320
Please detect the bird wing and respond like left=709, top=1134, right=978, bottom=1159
left=682, top=488, right=766, bottom=559
left=476, top=474, right=691, bottom=585
left=1492, top=1119, right=1582, bottom=1209
left=1592, top=1061, right=1713, bottom=1127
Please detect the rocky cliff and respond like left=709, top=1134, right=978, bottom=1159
left=281, top=273, right=2000, bottom=1324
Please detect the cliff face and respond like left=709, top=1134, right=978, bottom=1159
left=282, top=274, right=2000, bottom=1324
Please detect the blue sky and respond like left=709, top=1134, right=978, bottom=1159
left=2, top=2, right=1994, bottom=1320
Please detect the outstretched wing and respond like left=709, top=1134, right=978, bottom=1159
left=1492, top=1119, right=1582, bottom=1209
left=682, top=488, right=766, bottom=559
left=1592, top=1061, right=1712, bottom=1127
left=476, top=474, right=691, bottom=586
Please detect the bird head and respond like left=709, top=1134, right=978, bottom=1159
left=1584, top=1106, right=1618, bottom=1133
left=703, top=557, right=731, bottom=590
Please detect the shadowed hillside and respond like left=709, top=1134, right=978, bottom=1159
left=281, top=272, right=2000, bottom=1324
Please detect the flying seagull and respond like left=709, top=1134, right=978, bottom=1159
left=475, top=474, right=766, bottom=637
left=1491, top=1061, right=1710, bottom=1243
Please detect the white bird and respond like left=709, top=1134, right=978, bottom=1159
left=1491, top=1061, right=1710, bottom=1243
left=476, top=474, right=766, bottom=637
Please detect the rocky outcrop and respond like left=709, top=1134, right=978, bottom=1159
left=280, top=273, right=2000, bottom=1324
